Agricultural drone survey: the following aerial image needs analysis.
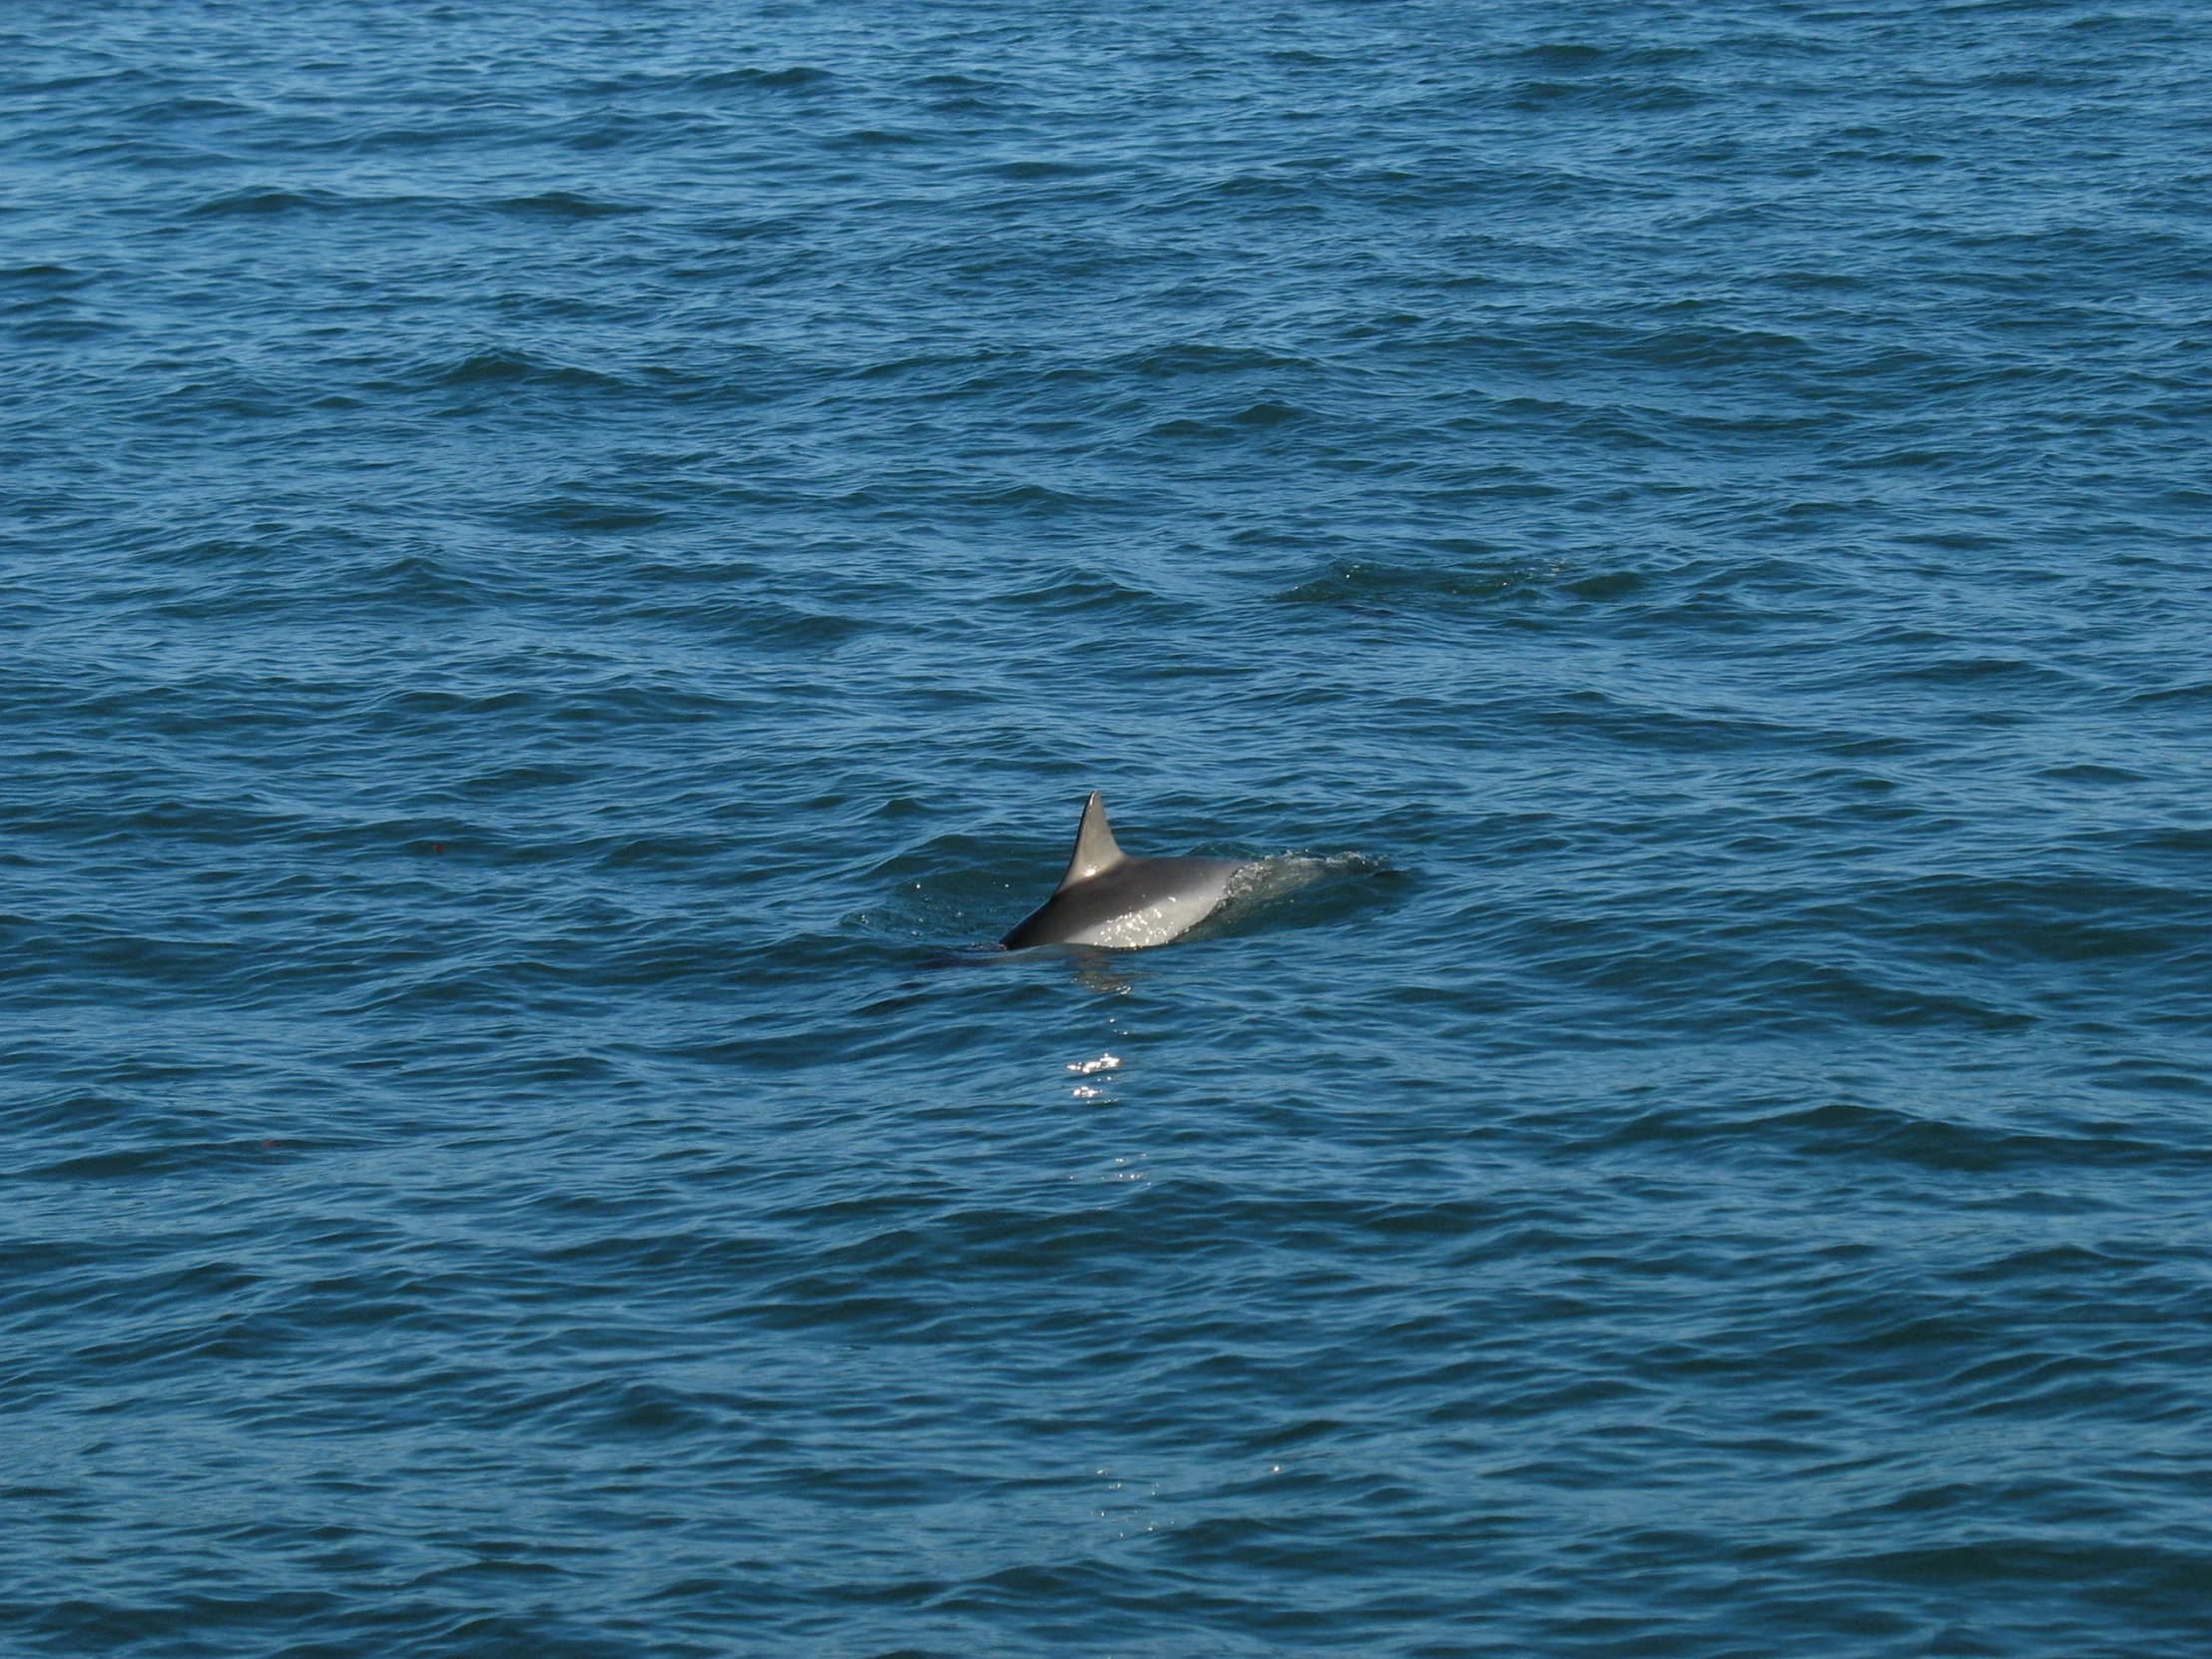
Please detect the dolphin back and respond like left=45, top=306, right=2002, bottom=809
left=1000, top=792, right=1256, bottom=950
left=1002, top=854, right=1250, bottom=950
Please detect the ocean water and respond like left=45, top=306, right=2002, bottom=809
left=6, top=1, right=2212, bottom=1653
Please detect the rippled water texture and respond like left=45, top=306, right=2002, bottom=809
left=7, top=1, right=2212, bottom=1653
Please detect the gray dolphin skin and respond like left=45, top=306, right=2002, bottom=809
left=1000, top=792, right=1256, bottom=950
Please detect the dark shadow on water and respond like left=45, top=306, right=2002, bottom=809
left=916, top=946, right=1008, bottom=971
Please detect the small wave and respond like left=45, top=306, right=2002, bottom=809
left=1511, top=43, right=1607, bottom=68
left=2127, top=678, right=2212, bottom=706
left=967, top=482, right=1119, bottom=515
left=511, top=496, right=669, bottom=533
left=823, top=129, right=926, bottom=151
left=689, top=65, right=830, bottom=91
left=986, top=159, right=1099, bottom=181
left=350, top=551, right=488, bottom=606
left=1621, top=322, right=1811, bottom=369
left=1515, top=77, right=1707, bottom=113
left=427, top=349, right=627, bottom=391
left=495, top=190, right=647, bottom=219
left=1231, top=400, right=1307, bottom=426
left=1116, top=342, right=1319, bottom=378
left=1277, top=558, right=1549, bottom=608
left=0, top=262, right=82, bottom=284
left=186, top=188, right=322, bottom=218
left=1603, top=1098, right=2195, bottom=1176
left=989, top=568, right=1177, bottom=616
left=640, top=596, right=870, bottom=648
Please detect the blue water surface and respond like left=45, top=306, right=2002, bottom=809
left=6, top=2, right=2212, bottom=1654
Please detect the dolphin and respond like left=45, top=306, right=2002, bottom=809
left=1000, top=792, right=1258, bottom=950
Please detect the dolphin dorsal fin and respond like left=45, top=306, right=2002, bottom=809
left=1056, top=791, right=1127, bottom=890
